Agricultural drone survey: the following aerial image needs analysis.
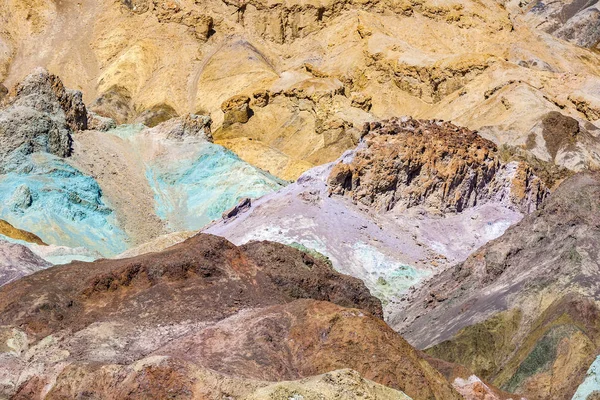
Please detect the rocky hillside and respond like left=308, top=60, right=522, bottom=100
left=205, top=117, right=548, bottom=319
left=393, top=171, right=600, bottom=399
left=0, top=233, right=463, bottom=399
left=0, top=70, right=284, bottom=258
left=2, top=0, right=600, bottom=398
left=2, top=0, right=600, bottom=180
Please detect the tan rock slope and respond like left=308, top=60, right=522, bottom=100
left=2, top=0, right=600, bottom=179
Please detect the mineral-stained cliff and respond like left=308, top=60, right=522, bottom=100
left=328, top=118, right=549, bottom=214
left=393, top=171, right=600, bottom=399
left=0, top=233, right=462, bottom=400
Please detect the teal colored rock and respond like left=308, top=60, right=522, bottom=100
left=9, top=184, right=33, bottom=211
left=146, top=141, right=285, bottom=231
left=573, top=356, right=600, bottom=400
left=0, top=153, right=127, bottom=257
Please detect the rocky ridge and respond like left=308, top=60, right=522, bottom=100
left=2, top=0, right=600, bottom=180
left=0, top=234, right=461, bottom=399
left=328, top=118, right=549, bottom=214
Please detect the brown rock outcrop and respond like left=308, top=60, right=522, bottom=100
left=222, top=94, right=252, bottom=128
left=328, top=117, right=548, bottom=213
left=0, top=234, right=463, bottom=399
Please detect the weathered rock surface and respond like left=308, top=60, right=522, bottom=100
left=0, top=240, right=50, bottom=286
left=393, top=172, right=600, bottom=399
left=0, top=233, right=461, bottom=399
left=328, top=118, right=549, bottom=214
left=0, top=68, right=86, bottom=164
left=222, top=94, right=252, bottom=128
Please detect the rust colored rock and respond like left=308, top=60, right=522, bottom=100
left=328, top=117, right=548, bottom=213
left=0, top=234, right=381, bottom=340
left=0, top=234, right=466, bottom=399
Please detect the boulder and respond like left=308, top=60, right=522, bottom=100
left=221, top=94, right=252, bottom=128
left=0, top=68, right=88, bottom=162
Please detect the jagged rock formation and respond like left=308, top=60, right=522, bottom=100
left=0, top=68, right=85, bottom=164
left=205, top=118, right=547, bottom=317
left=393, top=172, right=600, bottom=399
left=0, top=234, right=462, bottom=399
left=328, top=118, right=549, bottom=214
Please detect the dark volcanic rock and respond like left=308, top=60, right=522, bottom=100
left=222, top=197, right=251, bottom=219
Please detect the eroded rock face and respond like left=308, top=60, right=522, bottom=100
left=161, top=113, right=213, bottom=140
left=0, top=234, right=461, bottom=399
left=0, top=68, right=87, bottom=163
left=394, top=172, right=600, bottom=399
left=524, top=0, right=600, bottom=49
left=89, top=85, right=133, bottom=125
left=221, top=94, right=252, bottom=128
left=328, top=118, right=548, bottom=213
left=133, top=103, right=178, bottom=127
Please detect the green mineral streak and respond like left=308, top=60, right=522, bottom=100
left=289, top=242, right=333, bottom=269
left=504, top=325, right=579, bottom=393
